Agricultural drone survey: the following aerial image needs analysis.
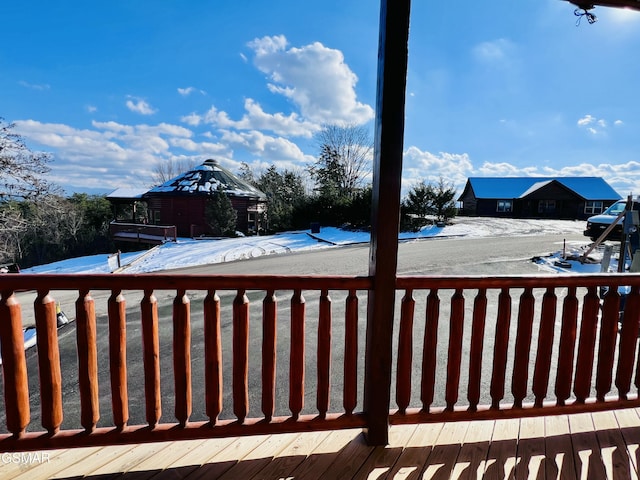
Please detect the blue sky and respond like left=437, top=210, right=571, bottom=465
left=2, top=1, right=640, bottom=197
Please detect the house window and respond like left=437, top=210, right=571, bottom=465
left=585, top=201, right=604, bottom=215
left=497, top=200, right=512, bottom=213
left=247, top=212, right=256, bottom=233
left=538, top=200, right=556, bottom=213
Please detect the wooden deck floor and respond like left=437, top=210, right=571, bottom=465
left=2, top=408, right=640, bottom=479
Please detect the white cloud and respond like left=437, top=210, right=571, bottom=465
left=247, top=35, right=374, bottom=125
left=577, top=114, right=611, bottom=134
left=197, top=99, right=320, bottom=138
left=398, top=147, right=640, bottom=199
left=178, top=86, right=206, bottom=96
left=472, top=38, right=517, bottom=65
left=18, top=80, right=50, bottom=91
left=181, top=113, right=202, bottom=126
left=219, top=129, right=313, bottom=162
left=12, top=119, right=230, bottom=191
left=126, top=97, right=157, bottom=115
left=402, top=147, right=474, bottom=192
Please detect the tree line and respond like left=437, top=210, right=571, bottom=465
left=0, top=118, right=115, bottom=267
left=0, top=117, right=458, bottom=268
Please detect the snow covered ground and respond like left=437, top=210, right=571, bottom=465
left=21, top=217, right=596, bottom=275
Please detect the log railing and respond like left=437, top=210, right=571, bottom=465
left=0, top=274, right=370, bottom=451
left=2, top=273, right=640, bottom=452
left=392, top=274, right=640, bottom=425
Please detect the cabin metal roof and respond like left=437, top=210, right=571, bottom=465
left=146, top=159, right=266, bottom=200
left=464, top=177, right=621, bottom=201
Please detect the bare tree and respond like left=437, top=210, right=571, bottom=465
left=0, top=205, right=28, bottom=262
left=0, top=118, right=59, bottom=200
left=151, top=158, right=199, bottom=186
left=314, top=123, right=373, bottom=195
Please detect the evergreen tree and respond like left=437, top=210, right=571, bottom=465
left=431, top=177, right=458, bottom=222
left=256, top=165, right=306, bottom=233
left=205, top=187, right=237, bottom=237
left=401, top=178, right=457, bottom=231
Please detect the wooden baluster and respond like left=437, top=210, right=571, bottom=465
left=421, top=289, right=440, bottom=412
left=344, top=289, right=358, bottom=415
left=467, top=288, right=487, bottom=411
left=233, top=289, right=250, bottom=422
left=262, top=290, right=277, bottom=421
left=596, top=285, right=620, bottom=401
left=0, top=290, right=30, bottom=437
left=396, top=289, right=415, bottom=414
left=289, top=290, right=306, bottom=419
left=533, top=288, right=557, bottom=407
left=34, top=290, right=63, bottom=434
left=141, top=289, right=161, bottom=427
left=108, top=290, right=128, bottom=430
left=290, top=289, right=305, bottom=419
left=490, top=288, right=511, bottom=409
left=317, top=290, right=332, bottom=419
left=574, top=286, right=600, bottom=403
left=445, top=289, right=465, bottom=411
left=204, top=290, right=222, bottom=424
left=618, top=287, right=640, bottom=398
left=173, top=289, right=191, bottom=427
left=511, top=288, right=535, bottom=408
left=76, top=289, right=99, bottom=432
left=555, top=287, right=578, bottom=406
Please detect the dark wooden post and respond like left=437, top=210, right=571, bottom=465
left=364, top=0, right=411, bottom=446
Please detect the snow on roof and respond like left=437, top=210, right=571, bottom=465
left=147, top=159, right=266, bottom=199
left=465, top=177, right=621, bottom=201
left=107, top=187, right=148, bottom=199
left=518, top=180, right=553, bottom=198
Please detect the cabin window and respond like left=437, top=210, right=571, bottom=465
left=584, top=201, right=604, bottom=215
left=247, top=212, right=256, bottom=232
left=497, top=200, right=512, bottom=213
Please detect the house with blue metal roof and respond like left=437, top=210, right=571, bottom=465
left=458, top=177, right=621, bottom=219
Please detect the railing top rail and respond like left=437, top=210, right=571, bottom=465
left=397, top=273, right=640, bottom=289
left=3, top=272, right=640, bottom=293
left=0, top=274, right=373, bottom=292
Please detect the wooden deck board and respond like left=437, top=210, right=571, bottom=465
left=4, top=410, right=640, bottom=480
left=514, top=416, right=546, bottom=480
left=456, top=419, right=495, bottom=480
left=544, top=414, right=578, bottom=479
left=483, top=417, right=520, bottom=480
left=592, top=410, right=638, bottom=480
left=615, top=408, right=640, bottom=475
left=569, top=411, right=608, bottom=479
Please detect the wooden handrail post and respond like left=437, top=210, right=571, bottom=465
left=108, top=290, right=129, bottom=430
left=76, top=290, right=100, bottom=432
left=233, top=289, right=250, bottom=422
left=141, top=289, right=161, bottom=427
left=173, top=289, right=191, bottom=427
left=364, top=0, right=411, bottom=446
left=34, top=290, right=63, bottom=434
left=0, top=290, right=30, bottom=437
left=289, top=289, right=306, bottom=420
left=204, top=290, right=222, bottom=424
left=262, top=290, right=277, bottom=421
left=343, top=290, right=359, bottom=415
